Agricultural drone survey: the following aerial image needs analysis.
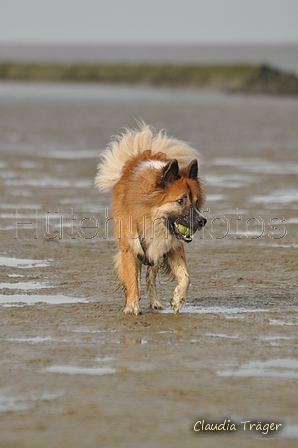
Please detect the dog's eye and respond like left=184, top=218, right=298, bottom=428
left=177, top=196, right=186, bottom=205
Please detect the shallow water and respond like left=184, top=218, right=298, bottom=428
left=0, top=256, right=50, bottom=268
left=218, top=358, right=298, bottom=379
left=0, top=82, right=297, bottom=447
left=0, top=294, right=89, bottom=306
left=44, top=365, right=116, bottom=376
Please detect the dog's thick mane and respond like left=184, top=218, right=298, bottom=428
left=95, top=122, right=198, bottom=192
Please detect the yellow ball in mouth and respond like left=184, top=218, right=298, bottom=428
left=177, top=224, right=197, bottom=237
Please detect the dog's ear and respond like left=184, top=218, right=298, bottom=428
left=161, top=159, right=179, bottom=187
left=187, top=159, right=198, bottom=180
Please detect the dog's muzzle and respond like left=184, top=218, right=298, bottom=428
left=170, top=208, right=207, bottom=243
left=196, top=212, right=207, bottom=230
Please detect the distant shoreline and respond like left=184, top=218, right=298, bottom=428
left=1, top=43, right=298, bottom=72
left=0, top=63, right=298, bottom=95
left=0, top=63, right=259, bottom=86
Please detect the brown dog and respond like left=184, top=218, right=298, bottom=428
left=95, top=124, right=206, bottom=315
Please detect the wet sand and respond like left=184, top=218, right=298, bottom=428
left=0, top=82, right=298, bottom=447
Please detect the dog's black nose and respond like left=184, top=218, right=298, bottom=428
left=198, top=216, right=207, bottom=227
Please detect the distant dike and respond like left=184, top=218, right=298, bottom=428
left=230, top=65, right=298, bottom=95
left=0, top=63, right=298, bottom=95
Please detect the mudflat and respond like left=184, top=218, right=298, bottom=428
left=0, top=82, right=297, bottom=447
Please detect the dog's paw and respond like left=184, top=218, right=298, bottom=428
left=149, top=299, right=164, bottom=310
left=170, top=297, right=185, bottom=314
left=123, top=303, right=142, bottom=315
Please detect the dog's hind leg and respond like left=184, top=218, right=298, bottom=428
left=118, top=249, right=142, bottom=315
left=137, top=262, right=142, bottom=302
left=146, top=264, right=163, bottom=309
left=167, top=245, right=190, bottom=314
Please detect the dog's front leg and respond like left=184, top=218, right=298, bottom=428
left=146, top=264, right=163, bottom=309
left=121, top=249, right=142, bottom=315
left=168, top=246, right=190, bottom=314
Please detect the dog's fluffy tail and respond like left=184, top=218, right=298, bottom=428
left=94, top=122, right=198, bottom=192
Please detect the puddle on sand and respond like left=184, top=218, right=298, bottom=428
left=40, top=149, right=100, bottom=159
left=45, top=365, right=116, bottom=376
left=218, top=358, right=298, bottom=379
left=20, top=161, right=41, bottom=169
left=0, top=256, right=50, bottom=268
left=0, top=204, right=41, bottom=210
left=212, top=157, right=269, bottom=167
left=205, top=173, right=255, bottom=188
left=0, top=295, right=89, bottom=306
left=250, top=189, right=298, bottom=205
left=190, top=333, right=239, bottom=343
left=228, top=230, right=265, bottom=237
left=6, top=337, right=53, bottom=344
left=285, top=217, right=298, bottom=224
left=205, top=333, right=239, bottom=339
left=260, top=336, right=294, bottom=341
left=211, top=157, right=298, bottom=175
left=206, top=194, right=227, bottom=202
left=3, top=178, right=92, bottom=189
left=95, top=357, right=115, bottom=362
left=0, top=391, right=60, bottom=414
left=161, top=305, right=268, bottom=315
left=270, top=319, right=296, bottom=326
left=0, top=395, right=28, bottom=413
left=279, top=425, right=298, bottom=439
left=0, top=282, right=52, bottom=290
left=71, top=329, right=107, bottom=333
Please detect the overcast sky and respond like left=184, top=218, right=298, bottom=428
left=1, top=0, right=298, bottom=44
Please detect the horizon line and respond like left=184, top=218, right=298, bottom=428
left=1, top=40, right=298, bottom=47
